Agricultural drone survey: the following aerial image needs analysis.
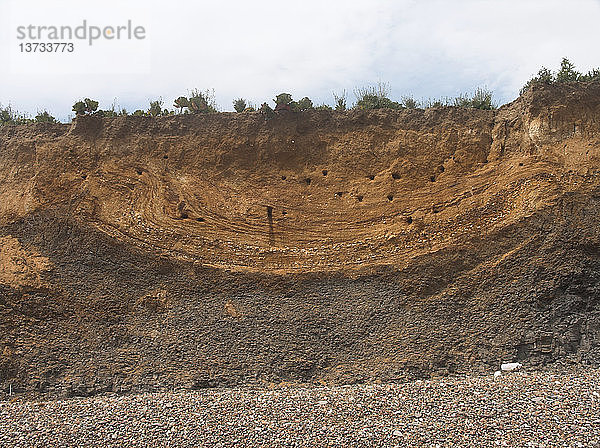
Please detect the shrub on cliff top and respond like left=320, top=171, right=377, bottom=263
left=520, top=58, right=600, bottom=94
left=72, top=98, right=99, bottom=116
left=274, top=93, right=293, bottom=107
left=453, top=87, right=496, bottom=110
left=316, top=104, right=333, bottom=111
left=259, top=102, right=275, bottom=120
left=34, top=111, right=57, bottom=123
left=148, top=99, right=164, bottom=117
left=333, top=90, right=347, bottom=111
left=233, top=98, right=247, bottom=113
left=297, top=97, right=314, bottom=111
left=187, top=89, right=218, bottom=114
left=0, top=104, right=32, bottom=125
left=401, top=95, right=421, bottom=109
left=173, top=96, right=189, bottom=114
left=354, top=83, right=402, bottom=110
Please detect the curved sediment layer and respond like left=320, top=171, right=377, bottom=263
left=0, top=82, right=599, bottom=397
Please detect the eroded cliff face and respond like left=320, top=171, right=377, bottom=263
left=0, top=83, right=599, bottom=397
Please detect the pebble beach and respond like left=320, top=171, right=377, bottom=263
left=1, top=368, right=599, bottom=447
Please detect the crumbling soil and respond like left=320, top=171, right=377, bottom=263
left=0, top=82, right=599, bottom=398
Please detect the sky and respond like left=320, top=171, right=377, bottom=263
left=1, top=0, right=600, bottom=121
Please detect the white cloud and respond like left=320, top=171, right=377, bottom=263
left=1, top=0, right=599, bottom=120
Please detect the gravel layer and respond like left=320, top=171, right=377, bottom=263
left=1, top=369, right=599, bottom=447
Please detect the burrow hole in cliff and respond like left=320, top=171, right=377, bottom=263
left=392, top=172, right=400, bottom=179
left=282, top=210, right=287, bottom=216
left=357, top=195, right=364, bottom=202
left=180, top=212, right=189, bottom=219
left=196, top=217, right=205, bottom=222
left=438, top=165, right=445, bottom=173
left=367, top=175, right=375, bottom=181
left=137, top=169, right=143, bottom=176
left=387, top=194, right=394, bottom=202
left=406, top=216, right=413, bottom=224
left=305, top=178, right=312, bottom=185
left=322, top=169, right=328, bottom=176
left=519, top=162, right=524, bottom=166
left=281, top=175, right=287, bottom=180
left=81, top=174, right=87, bottom=180
left=430, top=175, right=436, bottom=182
left=163, top=155, right=169, bottom=159
left=335, top=192, right=343, bottom=198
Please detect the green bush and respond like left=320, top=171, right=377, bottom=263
left=316, top=104, right=333, bottom=111
left=173, top=96, right=189, bottom=114
left=520, top=58, right=600, bottom=94
left=469, top=87, right=496, bottom=110
left=425, top=97, right=451, bottom=108
left=72, top=98, right=99, bottom=116
left=297, top=97, right=314, bottom=111
left=453, top=87, right=496, bottom=110
left=102, top=109, right=118, bottom=118
left=401, top=96, right=420, bottom=109
left=354, top=83, right=402, bottom=110
left=148, top=99, right=164, bottom=117
left=0, top=105, right=31, bottom=125
left=0, top=107, right=12, bottom=124
left=333, top=90, right=347, bottom=111
left=233, top=98, right=247, bottom=113
left=520, top=67, right=554, bottom=95
left=274, top=93, right=293, bottom=107
left=187, top=89, right=218, bottom=114
left=556, top=57, right=580, bottom=83
left=580, top=68, right=600, bottom=82
left=272, top=93, right=299, bottom=112
left=259, top=102, right=275, bottom=120
left=34, top=111, right=57, bottom=123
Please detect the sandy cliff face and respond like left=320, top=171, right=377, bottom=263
left=0, top=83, right=599, bottom=396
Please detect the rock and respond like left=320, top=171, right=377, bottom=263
left=501, top=363, right=522, bottom=372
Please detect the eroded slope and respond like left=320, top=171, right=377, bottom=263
left=0, top=83, right=599, bottom=396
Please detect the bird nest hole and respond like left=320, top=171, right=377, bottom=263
left=356, top=195, right=364, bottom=202
left=322, top=170, right=328, bottom=176
left=335, top=192, right=343, bottom=198
left=281, top=175, right=287, bottom=180
left=392, top=172, right=400, bottom=179
left=305, top=178, right=312, bottom=185
left=367, top=175, right=375, bottom=181
left=387, top=194, right=394, bottom=201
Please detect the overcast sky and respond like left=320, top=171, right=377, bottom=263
left=1, top=0, right=599, bottom=120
